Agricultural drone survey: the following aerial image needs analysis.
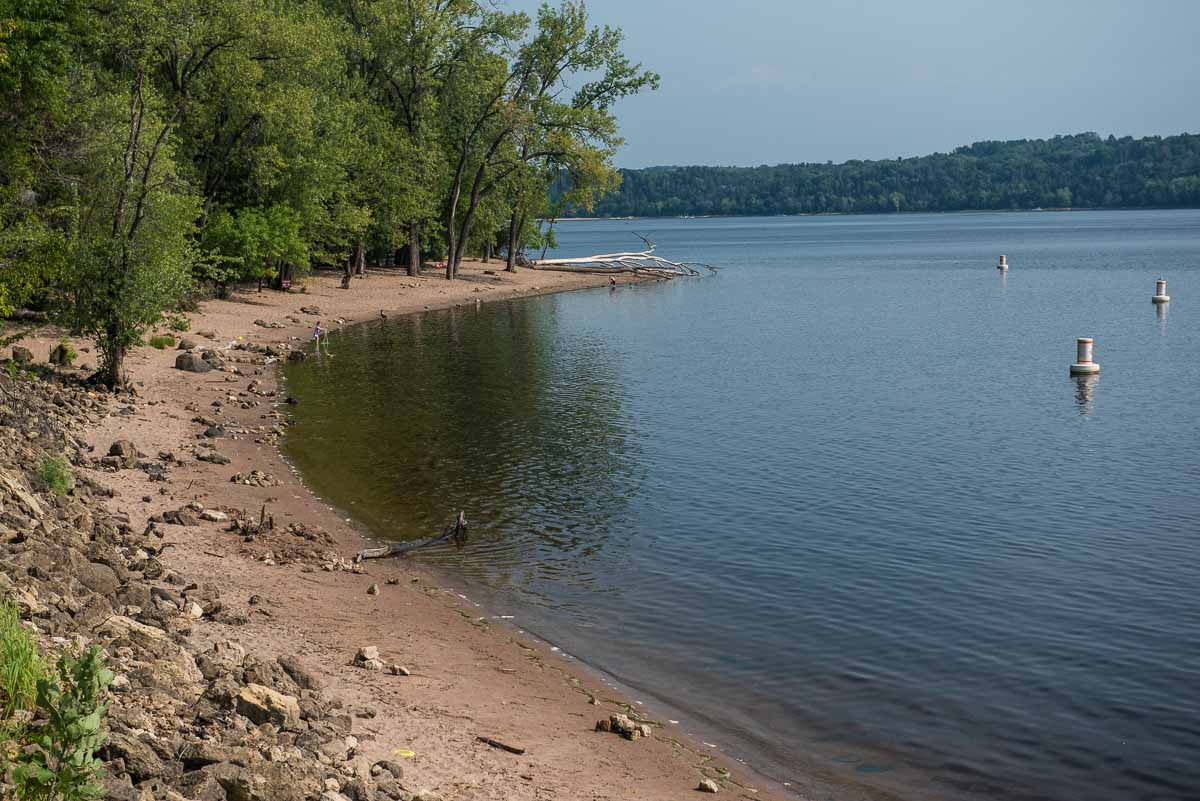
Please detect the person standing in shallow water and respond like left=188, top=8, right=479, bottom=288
left=312, top=322, right=322, bottom=342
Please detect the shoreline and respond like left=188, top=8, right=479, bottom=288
left=15, top=261, right=793, bottom=800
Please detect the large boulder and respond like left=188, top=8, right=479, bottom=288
left=175, top=352, right=213, bottom=373
left=11, top=346, right=33, bottom=364
left=236, top=683, right=302, bottom=731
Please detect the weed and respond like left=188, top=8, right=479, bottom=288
left=11, top=646, right=113, bottom=801
left=147, top=334, right=175, bottom=350
left=37, top=457, right=73, bottom=497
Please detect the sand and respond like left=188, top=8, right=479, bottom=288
left=14, top=261, right=790, bottom=800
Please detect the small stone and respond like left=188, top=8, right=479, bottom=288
left=385, top=577, right=399, bottom=585
left=177, top=338, right=197, bottom=350
left=183, top=600, right=205, bottom=619
left=388, top=664, right=410, bottom=676
left=697, top=778, right=720, bottom=793
left=287, top=350, right=306, bottom=363
left=200, top=509, right=228, bottom=522
left=11, top=346, right=33, bottom=364
left=367, top=584, right=379, bottom=595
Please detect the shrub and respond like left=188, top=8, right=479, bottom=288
left=0, top=600, right=49, bottom=741
left=167, top=315, right=190, bottom=332
left=11, top=646, right=114, bottom=801
left=37, top=457, right=73, bottom=497
left=148, top=334, right=175, bottom=349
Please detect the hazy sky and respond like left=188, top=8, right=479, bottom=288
left=512, top=0, right=1200, bottom=168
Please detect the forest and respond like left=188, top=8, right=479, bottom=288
left=571, top=133, right=1200, bottom=218
left=0, top=0, right=656, bottom=386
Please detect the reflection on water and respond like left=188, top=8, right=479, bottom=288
left=282, top=300, right=640, bottom=599
left=1156, top=300, right=1168, bottom=333
left=1072, top=374, right=1098, bottom=414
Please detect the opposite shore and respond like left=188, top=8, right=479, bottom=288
left=8, top=262, right=793, bottom=801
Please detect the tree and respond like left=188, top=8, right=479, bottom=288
left=441, top=1, right=656, bottom=278
left=56, top=75, right=199, bottom=387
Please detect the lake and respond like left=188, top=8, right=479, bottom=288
left=282, top=210, right=1200, bottom=801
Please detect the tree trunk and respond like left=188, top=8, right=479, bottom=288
left=101, top=321, right=126, bottom=389
left=407, top=222, right=420, bottom=276
left=483, top=242, right=491, bottom=263
left=506, top=209, right=522, bottom=272
left=353, top=241, right=366, bottom=276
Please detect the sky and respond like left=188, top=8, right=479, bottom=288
left=511, top=0, right=1200, bottom=169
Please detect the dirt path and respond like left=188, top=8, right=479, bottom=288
left=16, top=263, right=789, bottom=801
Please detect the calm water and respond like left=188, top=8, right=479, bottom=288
left=283, top=210, right=1200, bottom=801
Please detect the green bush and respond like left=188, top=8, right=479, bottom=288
left=167, top=315, right=190, bottom=333
left=147, top=334, right=175, bottom=349
left=11, top=646, right=114, bottom=801
left=37, top=457, right=73, bottom=497
left=0, top=599, right=49, bottom=741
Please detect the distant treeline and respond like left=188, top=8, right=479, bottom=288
left=565, top=133, right=1200, bottom=217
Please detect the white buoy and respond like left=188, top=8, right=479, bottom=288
left=997, top=254, right=1008, bottom=271
left=1152, top=278, right=1170, bottom=303
left=1069, top=337, right=1100, bottom=375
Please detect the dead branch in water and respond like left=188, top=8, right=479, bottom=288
left=354, top=511, right=468, bottom=561
left=527, top=233, right=716, bottom=278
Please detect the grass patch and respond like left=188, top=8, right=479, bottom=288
left=37, top=456, right=73, bottom=496
left=0, top=599, right=49, bottom=741
left=148, top=334, right=176, bottom=349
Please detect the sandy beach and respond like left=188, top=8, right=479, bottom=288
left=12, top=261, right=788, bottom=801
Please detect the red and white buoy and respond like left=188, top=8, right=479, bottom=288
left=1152, top=278, right=1170, bottom=304
left=997, top=254, right=1008, bottom=271
left=1069, top=337, right=1100, bottom=375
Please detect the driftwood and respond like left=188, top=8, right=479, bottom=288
left=476, top=736, right=525, bottom=755
left=528, top=233, right=716, bottom=278
left=355, top=511, right=468, bottom=561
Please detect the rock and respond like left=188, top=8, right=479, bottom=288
left=103, top=731, right=164, bottom=782
left=176, top=352, right=213, bottom=373
left=204, top=425, right=226, bottom=439
left=372, top=761, right=404, bottom=781
left=597, top=713, right=647, bottom=741
left=108, top=439, right=141, bottom=458
left=287, top=350, right=306, bottom=363
left=201, top=350, right=226, bottom=369
left=697, top=778, right=720, bottom=793
left=184, top=600, right=206, bottom=619
left=387, top=664, right=410, bottom=677
left=178, top=741, right=255, bottom=770
left=299, top=306, right=322, bottom=315
left=197, top=450, right=232, bottom=465
left=201, top=509, right=228, bottom=522
left=412, top=791, right=443, bottom=801
left=236, top=683, right=302, bottom=731
left=366, top=584, right=379, bottom=596
left=178, top=338, right=198, bottom=350
left=277, top=654, right=322, bottom=691
left=11, top=345, right=33, bottom=364
left=76, top=560, right=121, bottom=596
left=353, top=646, right=385, bottom=672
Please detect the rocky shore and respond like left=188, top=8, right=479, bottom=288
left=2, top=264, right=786, bottom=801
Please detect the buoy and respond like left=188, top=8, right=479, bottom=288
left=997, top=255, right=1008, bottom=271
left=1152, top=278, right=1170, bottom=303
left=1069, top=337, right=1100, bottom=375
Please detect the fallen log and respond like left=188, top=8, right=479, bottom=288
left=354, top=511, right=468, bottom=561
left=528, top=233, right=716, bottom=278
